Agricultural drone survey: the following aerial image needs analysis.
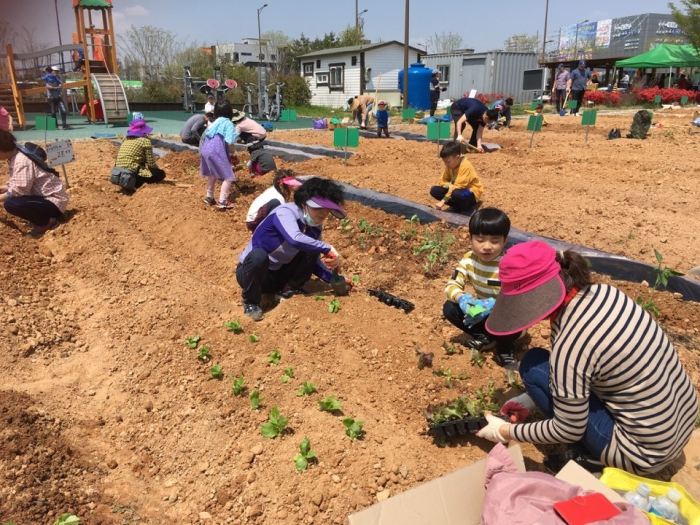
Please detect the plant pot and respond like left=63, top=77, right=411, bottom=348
left=429, top=416, right=488, bottom=440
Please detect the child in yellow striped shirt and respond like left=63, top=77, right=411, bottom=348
left=442, top=207, right=519, bottom=368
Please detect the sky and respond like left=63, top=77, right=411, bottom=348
left=3, top=0, right=678, bottom=54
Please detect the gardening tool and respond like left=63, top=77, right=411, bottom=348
left=372, top=73, right=382, bottom=117
left=559, top=92, right=569, bottom=116
left=329, top=268, right=348, bottom=296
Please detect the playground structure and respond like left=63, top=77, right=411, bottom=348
left=0, top=0, right=129, bottom=130
left=242, top=81, right=286, bottom=121
left=180, top=66, right=238, bottom=113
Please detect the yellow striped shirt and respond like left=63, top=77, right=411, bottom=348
left=444, top=251, right=503, bottom=301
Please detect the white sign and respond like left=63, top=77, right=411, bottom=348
left=46, top=140, right=75, bottom=166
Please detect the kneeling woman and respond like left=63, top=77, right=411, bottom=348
left=477, top=241, right=698, bottom=475
left=236, top=177, right=345, bottom=321
left=113, top=119, right=166, bottom=191
left=0, top=130, right=69, bottom=235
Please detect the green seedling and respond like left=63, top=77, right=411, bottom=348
left=53, top=516, right=80, bottom=525
left=293, top=436, right=317, bottom=471
left=636, top=248, right=683, bottom=317
left=260, top=406, right=289, bottom=439
left=357, top=235, right=367, bottom=249
left=358, top=219, right=383, bottom=237
left=296, top=381, right=317, bottom=396
left=197, top=345, right=211, bottom=362
left=230, top=375, right=245, bottom=395
left=413, top=230, right=455, bottom=276
left=249, top=389, right=262, bottom=410
left=224, top=319, right=243, bottom=334
left=470, top=348, right=485, bottom=368
left=433, top=368, right=467, bottom=389
left=267, top=349, right=281, bottom=365
left=343, top=417, right=365, bottom=440
left=185, top=335, right=201, bottom=349
left=282, top=366, right=295, bottom=383
left=249, top=334, right=260, bottom=343
left=328, top=299, right=341, bottom=313
left=406, top=214, right=420, bottom=225
left=505, top=370, right=523, bottom=390
left=443, top=342, right=461, bottom=356
left=315, top=295, right=325, bottom=301
left=210, top=363, right=223, bottom=379
left=351, top=275, right=361, bottom=284
left=339, top=218, right=353, bottom=233
left=318, top=395, right=342, bottom=412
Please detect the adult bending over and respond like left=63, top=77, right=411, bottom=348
left=236, top=177, right=345, bottom=321
left=0, top=130, right=69, bottom=235
left=348, top=95, right=374, bottom=129
left=112, top=119, right=166, bottom=191
left=476, top=240, right=698, bottom=475
left=180, top=113, right=209, bottom=147
left=450, top=97, right=499, bottom=152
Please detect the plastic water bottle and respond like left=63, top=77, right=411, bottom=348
left=649, top=488, right=682, bottom=522
left=624, top=483, right=651, bottom=511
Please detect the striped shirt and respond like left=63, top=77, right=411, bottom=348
left=445, top=251, right=502, bottom=301
left=115, top=137, right=157, bottom=177
left=511, top=284, right=698, bottom=474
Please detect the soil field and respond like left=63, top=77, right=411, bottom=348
left=1, top=109, right=700, bottom=525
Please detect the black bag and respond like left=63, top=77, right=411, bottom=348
left=607, top=128, right=621, bottom=140
left=110, top=166, right=136, bottom=191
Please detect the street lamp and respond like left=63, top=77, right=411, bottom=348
left=356, top=8, right=368, bottom=31
left=541, top=0, right=549, bottom=63
left=257, top=3, right=268, bottom=112
left=573, top=19, right=589, bottom=61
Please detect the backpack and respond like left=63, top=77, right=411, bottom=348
left=627, top=110, right=652, bottom=139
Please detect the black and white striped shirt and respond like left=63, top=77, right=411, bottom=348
left=511, top=284, right=698, bottom=474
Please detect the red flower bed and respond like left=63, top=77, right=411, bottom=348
left=583, top=91, right=622, bottom=106
left=635, top=87, right=699, bottom=104
left=470, top=93, right=508, bottom=104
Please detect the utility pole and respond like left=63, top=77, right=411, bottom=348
left=541, top=0, right=549, bottom=63
left=55, top=0, right=63, bottom=46
left=257, top=4, right=268, bottom=112
left=402, top=0, right=409, bottom=109
left=355, top=0, right=358, bottom=29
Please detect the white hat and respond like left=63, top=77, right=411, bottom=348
left=51, top=66, right=60, bottom=71
left=432, top=69, right=440, bottom=75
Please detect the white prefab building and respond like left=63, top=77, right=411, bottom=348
left=298, top=41, right=423, bottom=108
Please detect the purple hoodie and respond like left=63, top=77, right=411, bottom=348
left=238, top=202, right=333, bottom=282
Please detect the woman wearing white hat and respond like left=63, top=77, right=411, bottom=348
left=429, top=69, right=446, bottom=117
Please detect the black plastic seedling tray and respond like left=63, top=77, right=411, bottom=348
left=429, top=414, right=509, bottom=440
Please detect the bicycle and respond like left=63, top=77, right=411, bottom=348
left=267, top=82, right=286, bottom=122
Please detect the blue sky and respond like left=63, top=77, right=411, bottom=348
left=4, top=0, right=676, bottom=53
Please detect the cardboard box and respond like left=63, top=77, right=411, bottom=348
left=348, top=446, right=623, bottom=525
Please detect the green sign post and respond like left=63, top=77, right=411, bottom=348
left=680, top=95, right=689, bottom=106
left=402, top=108, right=416, bottom=121
left=530, top=100, right=541, bottom=110
left=567, top=100, right=577, bottom=111
left=333, top=127, right=359, bottom=165
left=280, top=109, right=297, bottom=122
left=526, top=114, right=543, bottom=148
left=581, top=109, right=597, bottom=142
left=427, top=120, right=452, bottom=156
left=654, top=95, right=662, bottom=106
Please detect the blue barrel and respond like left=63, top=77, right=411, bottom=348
left=398, top=62, right=432, bottom=110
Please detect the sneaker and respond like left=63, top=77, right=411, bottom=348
left=275, top=284, right=307, bottom=302
left=30, top=218, right=59, bottom=236
left=466, top=333, right=496, bottom=351
left=243, top=303, right=264, bottom=321
left=493, top=348, right=518, bottom=370
left=62, top=125, right=73, bottom=130
left=202, top=197, right=216, bottom=206
left=543, top=445, right=603, bottom=475
left=216, top=200, right=234, bottom=210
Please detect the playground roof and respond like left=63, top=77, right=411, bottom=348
left=73, top=0, right=113, bottom=7
left=298, top=40, right=422, bottom=58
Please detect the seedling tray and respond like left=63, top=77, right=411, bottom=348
left=429, top=414, right=509, bottom=440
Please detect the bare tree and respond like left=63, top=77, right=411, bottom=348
left=119, top=25, right=182, bottom=82
left=425, top=32, right=463, bottom=54
left=0, top=20, right=17, bottom=50
left=17, top=25, right=51, bottom=54
left=261, top=30, right=290, bottom=74
left=503, top=34, right=539, bottom=52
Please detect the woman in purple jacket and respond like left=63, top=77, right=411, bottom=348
left=236, top=177, right=345, bottom=321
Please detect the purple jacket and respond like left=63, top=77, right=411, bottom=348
left=238, top=202, right=333, bottom=281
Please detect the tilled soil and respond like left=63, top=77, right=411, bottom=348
left=1, top=109, right=700, bottom=524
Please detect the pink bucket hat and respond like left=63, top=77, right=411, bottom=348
left=485, top=240, right=566, bottom=336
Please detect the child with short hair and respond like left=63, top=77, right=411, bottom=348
left=246, top=141, right=277, bottom=176
left=429, top=140, right=483, bottom=213
left=442, top=207, right=520, bottom=368
left=200, top=100, right=239, bottom=210
left=375, top=100, right=390, bottom=138
left=245, top=170, right=301, bottom=232
left=525, top=104, right=548, bottom=126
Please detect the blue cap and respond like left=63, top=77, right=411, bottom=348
left=558, top=63, right=564, bottom=68
left=579, top=60, right=586, bottom=66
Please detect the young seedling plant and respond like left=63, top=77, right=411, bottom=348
left=470, top=348, right=485, bottom=368
left=260, top=406, right=289, bottom=439
left=328, top=299, right=341, bottom=313
left=443, top=342, right=462, bottom=356
left=249, top=389, right=262, bottom=410
left=267, top=349, right=281, bottom=365
left=315, top=295, right=325, bottom=301
left=210, top=363, right=223, bottom=379
left=636, top=249, right=684, bottom=317
left=343, top=417, right=365, bottom=440
left=197, top=345, right=211, bottom=362
left=293, top=436, right=317, bottom=471
left=505, top=370, right=523, bottom=391
left=230, top=375, right=245, bottom=395
left=224, top=319, right=243, bottom=334
left=433, top=368, right=468, bottom=389
left=339, top=218, right=353, bottom=233
left=282, top=367, right=295, bottom=383
left=249, top=334, right=260, bottom=343
left=318, top=395, right=342, bottom=412
left=415, top=345, right=434, bottom=370
left=53, top=516, right=80, bottom=525
left=185, top=335, right=201, bottom=349
left=296, top=381, right=317, bottom=396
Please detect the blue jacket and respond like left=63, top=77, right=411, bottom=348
left=570, top=67, right=591, bottom=91
left=375, top=109, right=389, bottom=128
left=239, top=202, right=333, bottom=281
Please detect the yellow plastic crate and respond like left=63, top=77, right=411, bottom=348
left=600, top=467, right=700, bottom=525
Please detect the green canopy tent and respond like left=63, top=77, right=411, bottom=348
left=615, top=44, right=700, bottom=68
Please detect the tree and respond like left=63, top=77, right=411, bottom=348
left=0, top=20, right=17, bottom=50
left=425, top=32, right=463, bottom=54
left=669, top=0, right=700, bottom=54
left=119, top=25, right=182, bottom=82
left=339, top=25, right=366, bottom=47
left=503, top=34, right=539, bottom=52
left=262, top=30, right=291, bottom=74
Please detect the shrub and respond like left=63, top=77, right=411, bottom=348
left=282, top=74, right=312, bottom=106
left=582, top=90, right=621, bottom=107
left=635, top=87, right=699, bottom=104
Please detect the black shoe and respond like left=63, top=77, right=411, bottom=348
left=62, top=125, right=73, bottom=130
left=466, top=334, right=496, bottom=351
left=243, top=303, right=264, bottom=321
left=493, top=348, right=518, bottom=370
left=275, top=284, right=306, bottom=302
left=543, top=446, right=603, bottom=475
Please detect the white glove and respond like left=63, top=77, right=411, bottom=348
left=476, top=413, right=510, bottom=443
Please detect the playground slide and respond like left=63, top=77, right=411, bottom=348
left=91, top=73, right=129, bottom=125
